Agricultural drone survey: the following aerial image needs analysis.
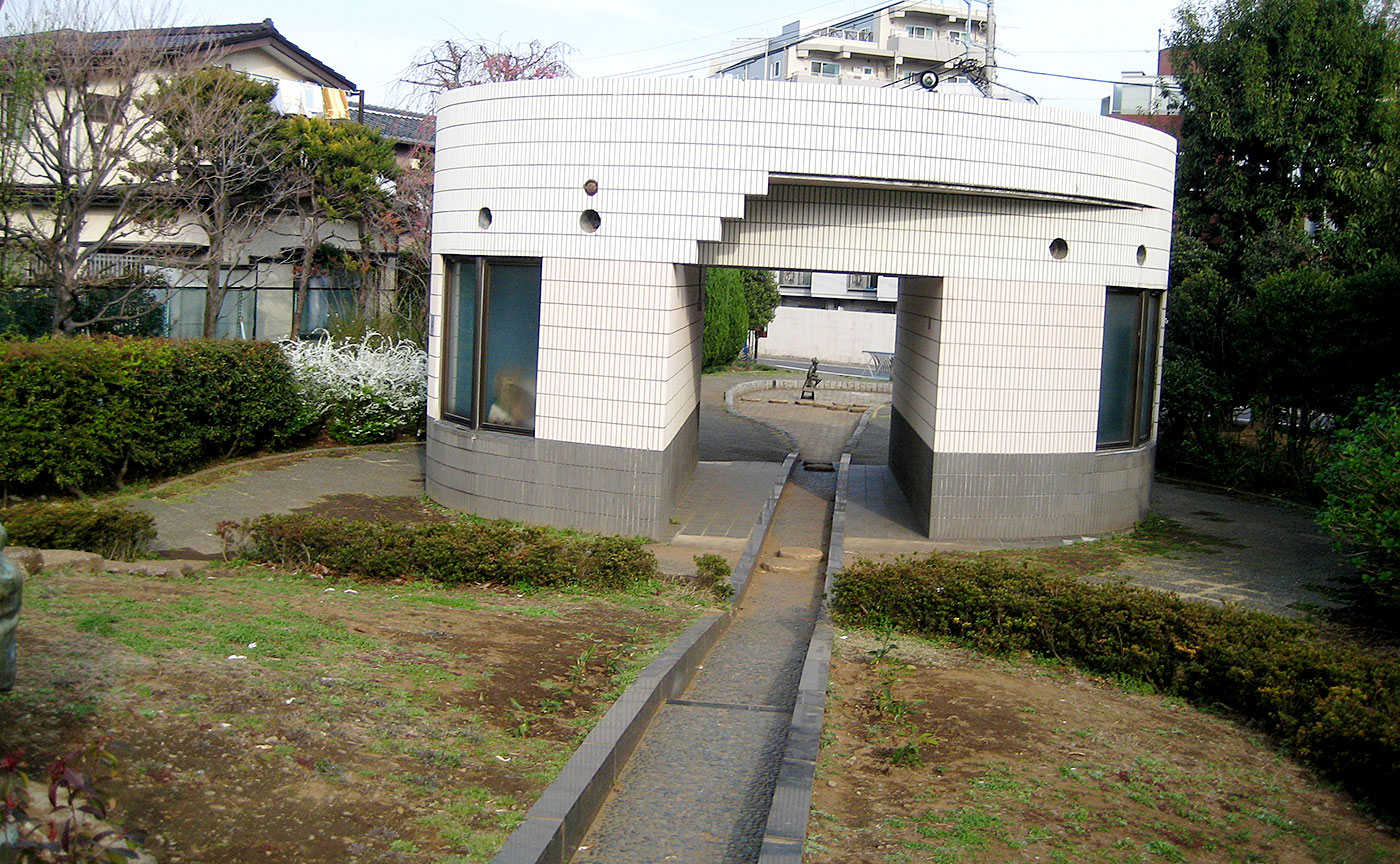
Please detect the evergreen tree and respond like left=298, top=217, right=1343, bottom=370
left=1171, top=0, right=1400, bottom=277
left=702, top=268, right=748, bottom=370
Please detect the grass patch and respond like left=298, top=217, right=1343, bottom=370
left=831, top=552, right=1400, bottom=819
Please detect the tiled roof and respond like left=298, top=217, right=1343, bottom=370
left=358, top=104, right=435, bottom=147
left=2, top=19, right=355, bottom=90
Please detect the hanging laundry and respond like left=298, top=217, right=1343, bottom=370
left=302, top=82, right=325, bottom=117
left=323, top=87, right=350, bottom=120
left=274, top=79, right=303, bottom=115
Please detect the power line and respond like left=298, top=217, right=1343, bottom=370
left=996, top=65, right=1134, bottom=86
left=607, top=0, right=928, bottom=78
left=577, top=0, right=855, bottom=64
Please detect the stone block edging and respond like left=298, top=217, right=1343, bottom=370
left=488, top=450, right=798, bottom=864
left=756, top=452, right=850, bottom=863
left=726, top=378, right=892, bottom=405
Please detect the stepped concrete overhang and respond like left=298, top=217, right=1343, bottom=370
left=427, top=78, right=1178, bottom=541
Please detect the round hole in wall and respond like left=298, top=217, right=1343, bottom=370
left=1049, top=238, right=1069, bottom=260
left=478, top=207, right=493, bottom=229
left=580, top=209, right=602, bottom=233
left=1136, top=244, right=1148, bottom=265
left=583, top=179, right=599, bottom=196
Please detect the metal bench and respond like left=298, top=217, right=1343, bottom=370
left=864, top=350, right=893, bottom=380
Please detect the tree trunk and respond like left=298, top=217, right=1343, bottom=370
left=356, top=220, right=374, bottom=319
left=289, top=235, right=315, bottom=340
left=202, top=242, right=225, bottom=338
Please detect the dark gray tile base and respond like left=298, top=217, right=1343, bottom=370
left=426, top=407, right=698, bottom=539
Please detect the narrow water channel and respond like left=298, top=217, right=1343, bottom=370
left=571, top=467, right=834, bottom=864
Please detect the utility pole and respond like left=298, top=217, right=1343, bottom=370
left=986, top=0, right=997, bottom=82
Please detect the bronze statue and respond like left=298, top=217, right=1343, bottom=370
left=800, top=358, right=821, bottom=401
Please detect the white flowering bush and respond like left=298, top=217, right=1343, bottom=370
left=279, top=330, right=427, bottom=444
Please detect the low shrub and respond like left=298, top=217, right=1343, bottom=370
left=0, top=502, right=155, bottom=560
left=1318, top=384, right=1400, bottom=607
left=278, top=331, right=426, bottom=445
left=241, top=514, right=658, bottom=591
left=692, top=553, right=734, bottom=600
left=831, top=553, right=1400, bottom=820
left=0, top=338, right=299, bottom=495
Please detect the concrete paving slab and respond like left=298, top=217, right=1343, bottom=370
left=1104, top=481, right=1347, bottom=615
left=667, top=462, right=791, bottom=542
left=127, top=445, right=425, bottom=558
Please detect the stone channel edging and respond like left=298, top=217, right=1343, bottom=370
left=756, top=451, right=851, bottom=863
left=488, top=451, right=799, bottom=864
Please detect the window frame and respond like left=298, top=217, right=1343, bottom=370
left=810, top=61, right=841, bottom=78
left=1095, top=287, right=1163, bottom=450
left=85, top=92, right=121, bottom=125
left=442, top=256, right=542, bottom=436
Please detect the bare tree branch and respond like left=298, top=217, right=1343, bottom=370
left=395, top=37, right=573, bottom=110
left=138, top=66, right=291, bottom=337
left=0, top=0, right=219, bottom=334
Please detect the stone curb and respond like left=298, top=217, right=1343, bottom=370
left=756, top=452, right=849, bottom=863
left=728, top=378, right=893, bottom=402
left=2, top=547, right=219, bottom=578
left=724, top=381, right=800, bottom=450
left=487, top=450, right=798, bottom=864
left=731, top=451, right=799, bottom=604
left=843, top=402, right=884, bottom=458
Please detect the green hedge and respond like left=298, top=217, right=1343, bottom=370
left=831, top=554, right=1400, bottom=820
left=0, top=338, right=300, bottom=494
left=0, top=502, right=156, bottom=560
left=242, top=515, right=659, bottom=591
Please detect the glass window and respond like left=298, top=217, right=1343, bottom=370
left=444, top=258, right=479, bottom=425
left=810, top=61, right=840, bottom=78
left=300, top=286, right=353, bottom=337
left=1096, top=288, right=1162, bottom=448
left=481, top=262, right=540, bottom=433
left=443, top=257, right=540, bottom=435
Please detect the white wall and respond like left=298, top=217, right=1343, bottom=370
left=893, top=276, right=943, bottom=449
left=430, top=78, right=1177, bottom=456
left=763, top=304, right=895, bottom=365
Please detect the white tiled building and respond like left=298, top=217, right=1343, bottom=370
left=711, top=3, right=1029, bottom=364
left=428, top=78, right=1177, bottom=541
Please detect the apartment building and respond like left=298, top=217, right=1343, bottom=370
left=713, top=1, right=994, bottom=95
left=1101, top=49, right=1183, bottom=138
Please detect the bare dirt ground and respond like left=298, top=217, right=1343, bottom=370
left=1, top=567, right=704, bottom=863
left=809, top=633, right=1400, bottom=864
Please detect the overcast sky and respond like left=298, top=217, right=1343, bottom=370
left=27, top=0, right=1188, bottom=114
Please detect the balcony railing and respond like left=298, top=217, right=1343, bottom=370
left=812, top=27, right=874, bottom=42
